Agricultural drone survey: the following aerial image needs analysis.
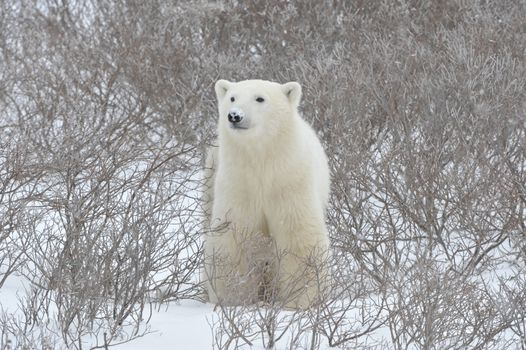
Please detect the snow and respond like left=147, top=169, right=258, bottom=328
left=0, top=274, right=215, bottom=349
left=0, top=277, right=323, bottom=349
left=0, top=274, right=23, bottom=315
left=113, top=300, right=215, bottom=350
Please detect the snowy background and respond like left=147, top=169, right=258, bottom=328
left=1, top=0, right=525, bottom=349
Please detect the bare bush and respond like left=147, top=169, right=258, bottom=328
left=1, top=0, right=207, bottom=347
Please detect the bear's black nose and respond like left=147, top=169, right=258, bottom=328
left=228, top=111, right=242, bottom=124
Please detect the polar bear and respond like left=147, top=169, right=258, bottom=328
left=203, top=79, right=330, bottom=309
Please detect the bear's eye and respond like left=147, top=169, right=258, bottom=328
left=230, top=96, right=235, bottom=102
left=256, top=97, right=265, bottom=103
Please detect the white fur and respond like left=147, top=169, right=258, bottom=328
left=204, top=79, right=330, bottom=308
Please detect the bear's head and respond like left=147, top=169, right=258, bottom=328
left=214, top=79, right=302, bottom=142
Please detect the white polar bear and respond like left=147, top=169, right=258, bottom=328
left=204, top=79, right=330, bottom=309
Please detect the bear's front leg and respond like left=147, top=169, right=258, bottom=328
left=203, top=222, right=241, bottom=305
left=204, top=200, right=267, bottom=306
left=267, top=204, right=331, bottom=309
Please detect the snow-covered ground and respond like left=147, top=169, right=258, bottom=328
left=113, top=300, right=215, bottom=350
left=1, top=274, right=306, bottom=350
left=0, top=275, right=216, bottom=349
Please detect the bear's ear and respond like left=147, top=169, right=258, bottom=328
left=215, top=79, right=231, bottom=100
left=281, top=82, right=302, bottom=107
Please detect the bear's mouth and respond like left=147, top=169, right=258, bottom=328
left=230, top=124, right=249, bottom=130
